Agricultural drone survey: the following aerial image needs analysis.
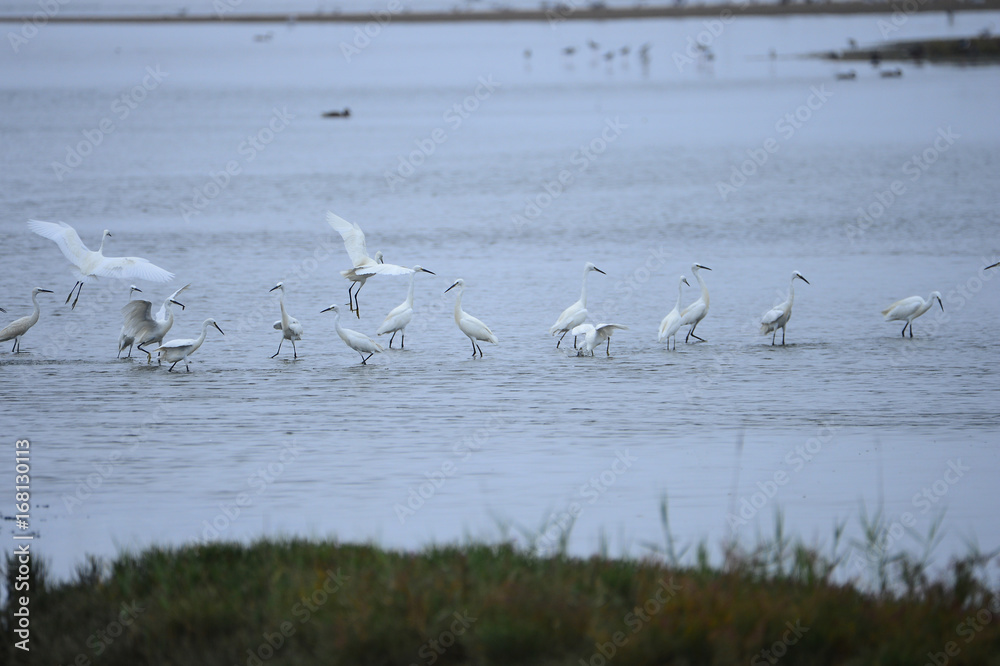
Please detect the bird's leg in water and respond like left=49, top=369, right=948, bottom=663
left=388, top=331, right=396, bottom=349
left=400, top=332, right=405, bottom=349
left=909, top=322, right=914, bottom=338
left=361, top=352, right=373, bottom=365
left=556, top=330, right=568, bottom=348
left=771, top=330, right=777, bottom=346
left=470, top=338, right=477, bottom=357
left=476, top=343, right=483, bottom=357
left=168, top=361, right=178, bottom=372
left=606, top=338, right=611, bottom=356
left=901, top=322, right=907, bottom=338
left=291, top=339, right=297, bottom=359
left=271, top=339, right=283, bottom=358
left=782, top=328, right=786, bottom=346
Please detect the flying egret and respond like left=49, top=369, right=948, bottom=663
left=680, top=263, right=712, bottom=343
left=326, top=211, right=414, bottom=317
left=658, top=275, right=690, bottom=350
left=121, top=283, right=190, bottom=363
left=445, top=279, right=498, bottom=357
left=154, top=318, right=224, bottom=372
left=571, top=322, right=628, bottom=356
left=549, top=262, right=606, bottom=348
left=320, top=304, right=383, bottom=364
left=376, top=266, right=436, bottom=348
left=760, top=271, right=810, bottom=346
left=882, top=291, right=943, bottom=338
left=27, top=220, right=173, bottom=309
left=0, top=288, right=54, bottom=353
left=269, top=282, right=304, bottom=359
left=116, top=285, right=143, bottom=358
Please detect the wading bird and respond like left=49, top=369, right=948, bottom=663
left=376, top=266, right=436, bottom=348
left=154, top=318, right=224, bottom=372
left=116, top=285, right=143, bottom=358
left=269, top=282, right=303, bottom=359
left=760, top=271, right=810, bottom=346
left=121, top=284, right=190, bottom=363
left=27, top=220, right=173, bottom=309
left=0, top=288, right=53, bottom=353
left=571, top=322, right=627, bottom=356
left=445, top=279, right=498, bottom=357
left=549, top=262, right=606, bottom=348
left=680, top=263, right=712, bottom=343
left=320, top=304, right=383, bottom=364
left=658, top=275, right=690, bottom=350
left=882, top=291, right=943, bottom=337
left=326, top=211, right=414, bottom=317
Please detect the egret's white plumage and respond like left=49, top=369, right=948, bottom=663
left=882, top=291, right=943, bottom=338
left=120, top=283, right=190, bottom=363
left=445, top=279, right=498, bottom=357
left=658, top=275, right=690, bottom=350
left=571, top=322, right=627, bottom=356
left=326, top=211, right=414, bottom=317
left=116, top=285, right=143, bottom=358
left=320, top=304, right=383, bottom=364
left=549, top=262, right=606, bottom=348
left=0, top=288, right=54, bottom=353
left=680, top=263, right=712, bottom=343
left=376, top=266, right=435, bottom=348
left=269, top=282, right=303, bottom=359
left=760, top=271, right=810, bottom=346
left=154, top=318, right=224, bottom=372
left=27, top=220, right=173, bottom=309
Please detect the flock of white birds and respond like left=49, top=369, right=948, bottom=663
left=3, top=213, right=994, bottom=370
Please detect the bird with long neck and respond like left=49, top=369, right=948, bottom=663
left=0, top=288, right=54, bottom=353
left=270, top=282, right=303, bottom=359
left=117, top=285, right=143, bottom=358
left=154, top=318, right=224, bottom=372
left=760, top=271, right=809, bottom=346
left=320, top=304, right=383, bottom=364
left=549, top=262, right=606, bottom=348
left=882, top=291, right=943, bottom=338
left=658, top=275, right=690, bottom=350
left=445, top=279, right=498, bottom=357
left=680, top=263, right=712, bottom=343
left=376, top=266, right=435, bottom=348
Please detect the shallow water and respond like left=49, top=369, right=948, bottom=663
left=1, top=13, right=999, bottom=579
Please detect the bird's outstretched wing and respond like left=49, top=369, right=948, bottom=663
left=595, top=323, right=628, bottom=335
left=155, top=283, right=191, bottom=321
left=570, top=323, right=594, bottom=338
left=27, top=220, right=90, bottom=268
left=326, top=212, right=369, bottom=267
left=354, top=262, right=413, bottom=277
left=94, top=257, right=174, bottom=283
left=121, top=300, right=155, bottom=337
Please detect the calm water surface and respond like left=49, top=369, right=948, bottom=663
left=1, top=14, right=999, bottom=579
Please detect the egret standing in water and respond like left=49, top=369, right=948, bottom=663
left=269, top=282, right=303, bottom=359
left=658, top=275, right=690, bottom=350
left=121, top=283, right=190, bottom=363
left=571, top=322, right=628, bottom=356
left=0, top=288, right=53, bottom=353
left=445, top=279, right=498, bottom=357
left=117, top=285, right=143, bottom=358
left=882, top=291, right=943, bottom=337
left=27, top=220, right=173, bottom=309
left=760, top=271, right=810, bottom=346
left=326, top=211, right=415, bottom=317
left=154, top=318, right=224, bottom=372
left=680, top=263, right=712, bottom=343
left=320, top=304, right=383, bottom=364
left=376, top=266, right=436, bottom=348
left=549, top=262, right=606, bottom=348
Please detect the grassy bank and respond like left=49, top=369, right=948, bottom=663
left=3, top=530, right=999, bottom=665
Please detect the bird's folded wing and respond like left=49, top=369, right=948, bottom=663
left=94, top=258, right=174, bottom=282
left=27, top=220, right=90, bottom=267
left=326, top=211, right=369, bottom=267
left=157, top=337, right=195, bottom=349
left=354, top=263, right=413, bottom=277
left=760, top=307, right=784, bottom=325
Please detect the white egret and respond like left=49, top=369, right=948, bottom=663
left=269, top=282, right=304, bottom=359
left=445, top=279, right=498, bottom=357
left=680, top=263, right=712, bottom=343
left=121, top=283, right=190, bottom=363
left=760, top=271, right=810, bottom=346
left=376, top=266, right=436, bottom=348
left=882, top=291, right=943, bottom=338
left=0, top=288, right=54, bottom=353
left=326, top=211, right=414, bottom=317
left=154, top=318, right=224, bottom=372
left=549, top=262, right=606, bottom=348
left=27, top=220, right=173, bottom=309
left=657, top=275, right=690, bottom=350
left=320, top=304, right=383, bottom=364
left=571, top=322, right=627, bottom=356
left=116, top=285, right=143, bottom=358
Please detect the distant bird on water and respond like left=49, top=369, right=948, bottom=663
left=882, top=291, right=943, bottom=337
left=322, top=108, right=351, bottom=118
left=28, top=220, right=173, bottom=309
left=760, top=271, right=810, bottom=346
left=0, top=288, right=53, bottom=353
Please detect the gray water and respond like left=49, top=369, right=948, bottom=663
left=1, top=14, right=999, bottom=580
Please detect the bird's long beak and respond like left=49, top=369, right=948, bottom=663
left=421, top=268, right=436, bottom=275
left=444, top=282, right=459, bottom=293
left=698, top=265, right=712, bottom=271
left=171, top=300, right=185, bottom=310
left=214, top=322, right=225, bottom=335
left=269, top=285, right=279, bottom=292
left=986, top=262, right=999, bottom=270
left=937, top=298, right=944, bottom=311
left=682, top=278, right=690, bottom=286
left=799, top=276, right=810, bottom=285
left=38, top=289, right=54, bottom=293
left=0, top=307, right=5, bottom=312
left=321, top=305, right=335, bottom=313
left=595, top=267, right=607, bottom=275
left=132, top=286, right=142, bottom=293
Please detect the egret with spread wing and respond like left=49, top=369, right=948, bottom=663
left=121, top=283, right=190, bottom=363
left=117, top=285, right=143, bottom=358
left=571, top=322, right=627, bottom=356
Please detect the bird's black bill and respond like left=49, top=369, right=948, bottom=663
left=171, top=300, right=185, bottom=309
left=444, top=283, right=458, bottom=293
left=214, top=323, right=225, bottom=335
left=595, top=267, right=607, bottom=275
left=38, top=289, right=54, bottom=293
